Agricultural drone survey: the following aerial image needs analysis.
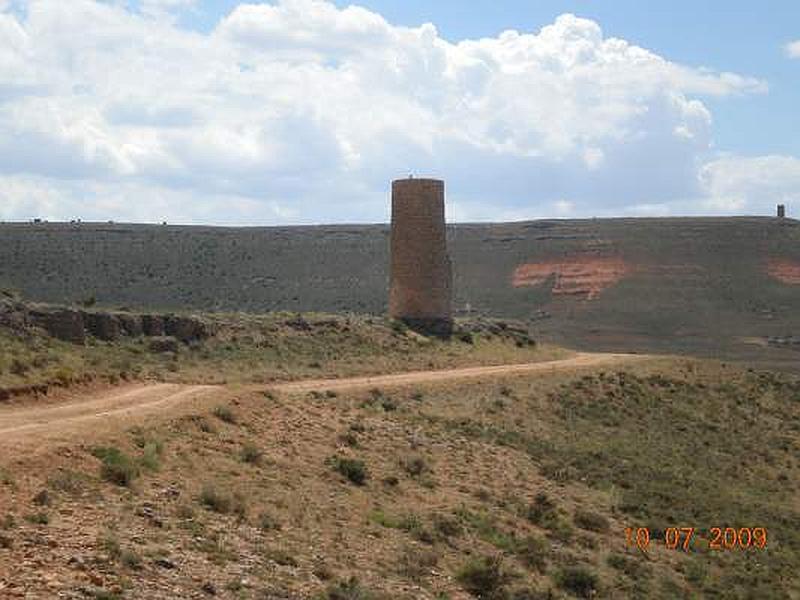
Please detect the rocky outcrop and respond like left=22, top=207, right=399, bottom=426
left=141, top=315, right=165, bottom=337
left=148, top=336, right=179, bottom=353
left=2, top=298, right=214, bottom=346
left=118, top=314, right=143, bottom=337
left=165, top=315, right=211, bottom=342
left=0, top=298, right=28, bottom=330
left=29, top=309, right=86, bottom=344
left=458, top=318, right=537, bottom=347
left=767, top=336, right=800, bottom=349
left=82, top=312, right=121, bottom=341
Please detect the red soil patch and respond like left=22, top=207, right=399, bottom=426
left=512, top=256, right=631, bottom=300
left=767, top=259, right=800, bottom=284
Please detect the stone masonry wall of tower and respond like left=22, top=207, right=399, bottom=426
left=388, top=178, right=453, bottom=330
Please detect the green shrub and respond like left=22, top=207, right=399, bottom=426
left=369, top=510, right=426, bottom=540
left=513, top=534, right=549, bottom=572
left=213, top=405, right=237, bottom=424
left=331, top=457, right=368, bottom=486
left=140, top=440, right=164, bottom=472
left=100, top=530, right=122, bottom=560
left=458, top=331, right=475, bottom=344
left=120, top=549, right=142, bottom=570
left=46, top=470, right=84, bottom=494
left=401, top=455, right=429, bottom=478
left=525, top=493, right=556, bottom=525
left=10, top=359, right=29, bottom=376
left=32, top=489, right=50, bottom=506
left=175, top=504, right=195, bottom=520
left=683, top=561, right=707, bottom=585
left=200, top=483, right=246, bottom=517
left=398, top=545, right=439, bottom=581
left=555, top=566, right=598, bottom=598
left=326, top=577, right=376, bottom=600
left=573, top=509, right=609, bottom=533
left=24, top=512, right=49, bottom=525
left=457, top=555, right=516, bottom=599
left=240, top=443, right=263, bottom=465
left=607, top=553, right=650, bottom=579
left=432, top=513, right=463, bottom=539
left=258, top=511, right=282, bottom=531
left=391, top=320, right=409, bottom=334
left=525, top=493, right=572, bottom=541
left=91, top=447, right=140, bottom=487
left=264, top=547, right=298, bottom=567
left=455, top=507, right=516, bottom=551
left=0, top=468, right=15, bottom=487
left=339, top=432, right=359, bottom=448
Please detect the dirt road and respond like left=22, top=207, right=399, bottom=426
left=269, top=352, right=646, bottom=394
left=0, top=352, right=645, bottom=442
left=0, top=384, right=218, bottom=442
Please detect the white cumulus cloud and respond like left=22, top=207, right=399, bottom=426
left=786, top=40, right=800, bottom=59
left=0, top=0, right=790, bottom=224
left=700, top=155, right=800, bottom=214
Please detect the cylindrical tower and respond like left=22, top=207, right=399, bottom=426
left=389, top=177, right=452, bottom=334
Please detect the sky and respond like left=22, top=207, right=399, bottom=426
left=0, top=0, right=798, bottom=225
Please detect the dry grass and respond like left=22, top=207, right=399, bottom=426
left=0, top=311, right=564, bottom=390
left=0, top=356, right=797, bottom=598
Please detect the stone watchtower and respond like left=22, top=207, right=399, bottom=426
left=389, top=177, right=453, bottom=334
left=778, top=204, right=786, bottom=218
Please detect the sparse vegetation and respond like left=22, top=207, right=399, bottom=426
left=573, top=509, right=609, bottom=533
left=0, top=348, right=799, bottom=598
left=213, top=405, right=237, bottom=424
left=46, top=470, right=84, bottom=494
left=0, top=468, right=15, bottom=487
left=1, top=292, right=560, bottom=393
left=23, top=511, right=49, bottom=525
left=91, top=446, right=140, bottom=487
left=555, top=566, right=599, bottom=598
left=264, top=547, right=298, bottom=567
left=199, top=483, right=247, bottom=518
left=330, top=457, right=368, bottom=486
left=400, top=455, right=430, bottom=477
left=457, top=555, right=516, bottom=599
left=512, top=535, right=549, bottom=572
left=397, top=545, right=439, bottom=581
left=325, top=576, right=377, bottom=600
left=240, top=442, right=263, bottom=465
left=258, top=511, right=282, bottom=531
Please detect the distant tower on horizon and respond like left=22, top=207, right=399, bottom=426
left=777, top=204, right=786, bottom=218
left=389, top=177, right=453, bottom=335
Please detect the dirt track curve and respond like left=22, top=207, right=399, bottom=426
left=0, top=352, right=646, bottom=442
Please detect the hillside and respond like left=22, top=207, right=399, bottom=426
left=1, top=217, right=799, bottom=367
left=1, top=356, right=798, bottom=599
left=0, top=299, right=551, bottom=397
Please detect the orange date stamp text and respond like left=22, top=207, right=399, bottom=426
left=625, top=527, right=767, bottom=552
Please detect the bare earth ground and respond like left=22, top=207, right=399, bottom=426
left=1, top=352, right=798, bottom=600
left=0, top=352, right=648, bottom=599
